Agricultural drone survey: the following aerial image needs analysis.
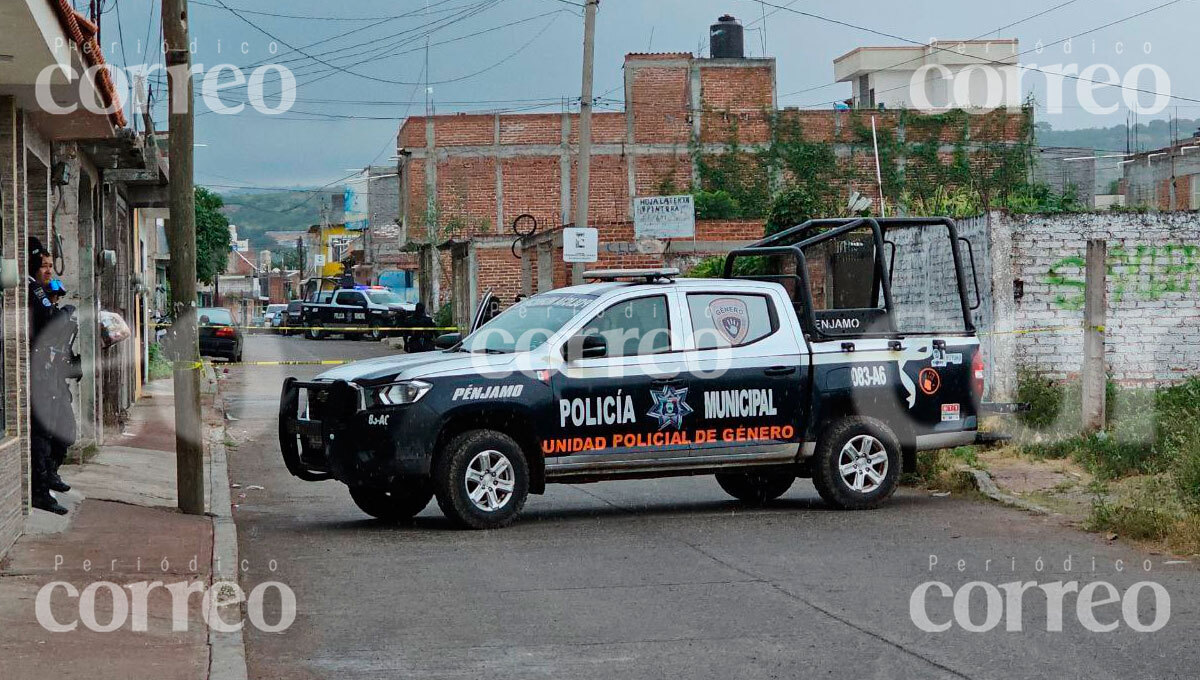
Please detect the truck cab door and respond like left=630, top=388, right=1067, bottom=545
left=677, top=288, right=807, bottom=464
left=470, top=290, right=496, bottom=334
left=544, top=293, right=690, bottom=475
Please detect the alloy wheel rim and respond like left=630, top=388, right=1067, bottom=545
left=837, top=434, right=888, bottom=494
left=464, top=449, right=515, bottom=512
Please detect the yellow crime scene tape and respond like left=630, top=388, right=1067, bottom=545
left=155, top=323, right=459, bottom=332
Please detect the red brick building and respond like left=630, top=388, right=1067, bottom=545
left=397, top=48, right=1029, bottom=323
left=398, top=51, right=777, bottom=316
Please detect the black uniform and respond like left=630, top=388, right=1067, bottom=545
left=28, top=276, right=60, bottom=505
left=403, top=304, right=436, bottom=353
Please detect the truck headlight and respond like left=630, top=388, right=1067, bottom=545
left=372, top=380, right=432, bottom=406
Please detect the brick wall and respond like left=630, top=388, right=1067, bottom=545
left=1005, top=211, right=1200, bottom=385
left=400, top=52, right=1027, bottom=311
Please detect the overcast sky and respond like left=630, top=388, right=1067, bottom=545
left=103, top=0, right=1200, bottom=189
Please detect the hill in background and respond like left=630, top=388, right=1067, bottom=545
left=1036, top=118, right=1199, bottom=154
left=213, top=189, right=331, bottom=252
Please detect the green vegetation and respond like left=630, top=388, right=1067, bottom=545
left=195, top=187, right=233, bottom=285
left=434, top=301, right=454, bottom=328
left=906, top=446, right=980, bottom=493
left=1034, top=118, right=1198, bottom=153
left=217, top=190, right=322, bottom=252
left=680, top=105, right=1081, bottom=228
left=1015, top=373, right=1200, bottom=552
left=147, top=343, right=172, bottom=381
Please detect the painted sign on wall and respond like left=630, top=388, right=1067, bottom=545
left=634, top=195, right=695, bottom=239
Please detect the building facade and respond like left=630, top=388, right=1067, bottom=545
left=0, top=0, right=167, bottom=556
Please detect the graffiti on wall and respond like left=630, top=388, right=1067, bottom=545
left=1044, top=244, right=1200, bottom=310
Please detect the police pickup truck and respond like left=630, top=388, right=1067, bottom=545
left=280, top=217, right=987, bottom=529
left=301, top=286, right=415, bottom=340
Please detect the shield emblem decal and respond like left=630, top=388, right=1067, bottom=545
left=708, top=297, right=750, bottom=344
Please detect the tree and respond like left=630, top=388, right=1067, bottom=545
left=195, top=187, right=231, bottom=285
left=271, top=246, right=303, bottom=271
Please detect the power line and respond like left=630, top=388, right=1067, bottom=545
left=195, top=10, right=565, bottom=116
left=779, top=0, right=1080, bottom=100
left=762, top=0, right=1200, bottom=108
left=190, top=0, right=468, bottom=22
left=210, top=0, right=506, bottom=87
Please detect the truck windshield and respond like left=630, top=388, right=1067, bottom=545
left=460, top=293, right=596, bottom=354
left=366, top=291, right=404, bottom=305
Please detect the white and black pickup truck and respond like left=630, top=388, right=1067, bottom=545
left=280, top=217, right=998, bottom=529
left=300, top=286, right=415, bottom=340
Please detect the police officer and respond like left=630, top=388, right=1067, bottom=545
left=44, top=279, right=80, bottom=494
left=28, top=238, right=68, bottom=514
left=403, top=302, right=436, bottom=353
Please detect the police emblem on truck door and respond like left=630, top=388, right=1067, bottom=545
left=708, top=298, right=750, bottom=344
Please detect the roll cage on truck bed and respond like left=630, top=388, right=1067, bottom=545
left=279, top=216, right=1010, bottom=529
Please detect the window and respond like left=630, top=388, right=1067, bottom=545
left=197, top=308, right=233, bottom=326
left=461, top=293, right=596, bottom=354
left=801, top=226, right=891, bottom=336
left=367, top=291, right=404, bottom=305
left=687, top=293, right=775, bottom=349
left=335, top=292, right=363, bottom=306
left=885, top=224, right=972, bottom=334
left=580, top=296, right=670, bottom=358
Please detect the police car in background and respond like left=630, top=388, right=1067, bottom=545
left=280, top=217, right=989, bottom=529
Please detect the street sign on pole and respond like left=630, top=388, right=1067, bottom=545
left=563, top=227, right=598, bottom=263
left=634, top=195, right=695, bottom=239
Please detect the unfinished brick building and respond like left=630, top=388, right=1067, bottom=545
left=397, top=44, right=1029, bottom=324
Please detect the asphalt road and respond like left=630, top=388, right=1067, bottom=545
left=223, top=334, right=1199, bottom=680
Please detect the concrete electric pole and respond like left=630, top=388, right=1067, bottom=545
left=574, top=0, right=599, bottom=231
left=163, top=0, right=205, bottom=515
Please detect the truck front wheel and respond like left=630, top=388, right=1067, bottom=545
left=715, top=470, right=794, bottom=504
left=433, top=430, right=529, bottom=529
left=349, top=480, right=433, bottom=522
left=811, top=416, right=901, bottom=510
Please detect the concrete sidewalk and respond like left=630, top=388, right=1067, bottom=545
left=0, top=372, right=245, bottom=680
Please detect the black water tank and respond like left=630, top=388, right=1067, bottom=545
left=709, top=14, right=744, bottom=59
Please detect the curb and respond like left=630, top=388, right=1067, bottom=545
left=207, top=394, right=248, bottom=680
left=960, top=467, right=1057, bottom=516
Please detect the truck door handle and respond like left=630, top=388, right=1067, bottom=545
left=651, top=378, right=681, bottom=386
left=764, top=366, right=796, bottom=376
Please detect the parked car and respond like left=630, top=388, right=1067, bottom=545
left=264, top=304, right=287, bottom=330
left=279, top=217, right=1002, bottom=529
left=198, top=307, right=243, bottom=363
left=279, top=300, right=304, bottom=335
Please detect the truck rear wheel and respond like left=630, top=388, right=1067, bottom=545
left=715, top=470, right=795, bottom=504
left=811, top=416, right=900, bottom=510
left=349, top=480, right=433, bottom=522
left=433, top=430, right=529, bottom=530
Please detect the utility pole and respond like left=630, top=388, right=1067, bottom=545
left=163, top=0, right=205, bottom=515
left=1081, top=239, right=1107, bottom=434
left=574, top=0, right=599, bottom=231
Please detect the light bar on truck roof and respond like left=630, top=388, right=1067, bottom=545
left=582, top=268, right=679, bottom=283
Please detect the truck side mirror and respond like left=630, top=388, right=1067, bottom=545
left=435, top=332, right=461, bottom=350
left=564, top=334, right=607, bottom=361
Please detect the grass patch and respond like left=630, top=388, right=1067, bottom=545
left=905, top=446, right=981, bottom=493
left=148, top=343, right=172, bottom=381
left=1017, top=374, right=1200, bottom=553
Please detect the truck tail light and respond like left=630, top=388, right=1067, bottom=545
left=215, top=326, right=236, bottom=338
left=971, top=351, right=985, bottom=401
